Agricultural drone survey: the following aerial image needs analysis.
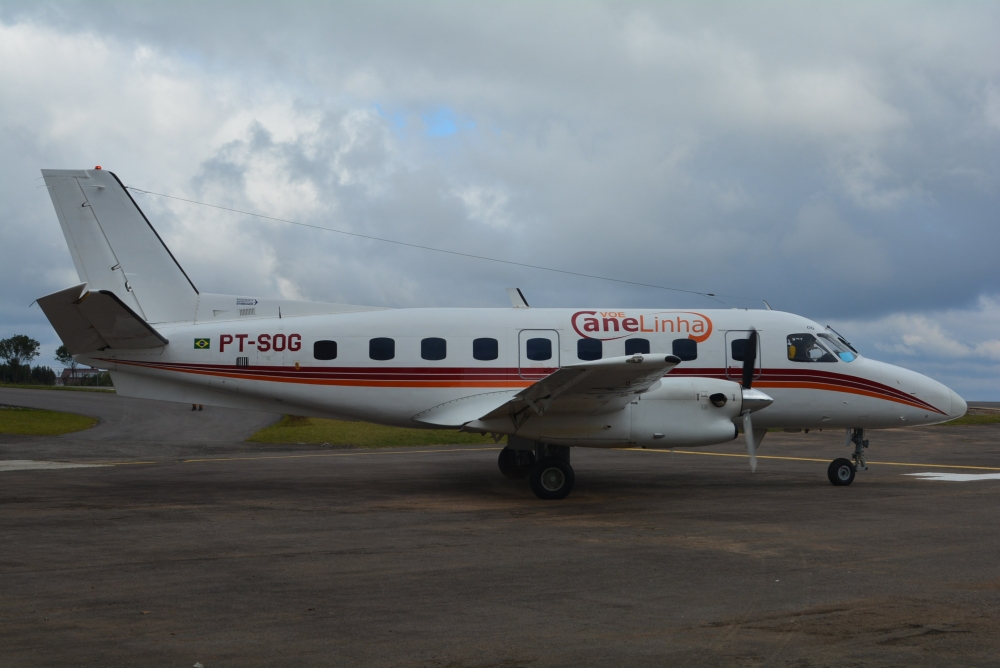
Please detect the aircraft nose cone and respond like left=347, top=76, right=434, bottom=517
left=950, top=390, right=968, bottom=419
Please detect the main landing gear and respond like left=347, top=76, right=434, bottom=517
left=497, top=447, right=535, bottom=479
left=498, top=440, right=574, bottom=500
left=828, top=428, right=868, bottom=486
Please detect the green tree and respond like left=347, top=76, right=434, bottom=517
left=0, top=335, right=40, bottom=382
left=0, top=334, right=41, bottom=383
left=54, top=344, right=78, bottom=382
left=31, top=365, right=57, bottom=385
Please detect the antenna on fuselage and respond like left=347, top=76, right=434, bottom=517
left=507, top=288, right=529, bottom=308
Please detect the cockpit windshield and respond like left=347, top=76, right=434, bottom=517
left=787, top=333, right=837, bottom=363
left=787, top=332, right=857, bottom=363
left=817, top=333, right=857, bottom=362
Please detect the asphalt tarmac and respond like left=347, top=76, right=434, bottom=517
left=2, top=388, right=999, bottom=667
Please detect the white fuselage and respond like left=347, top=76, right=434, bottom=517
left=81, top=304, right=967, bottom=449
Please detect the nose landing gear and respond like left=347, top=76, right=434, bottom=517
left=828, top=428, right=868, bottom=486
left=827, top=458, right=856, bottom=486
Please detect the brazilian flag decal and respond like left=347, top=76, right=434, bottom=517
left=194, top=338, right=210, bottom=350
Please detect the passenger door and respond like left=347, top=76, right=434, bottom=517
left=518, top=330, right=560, bottom=380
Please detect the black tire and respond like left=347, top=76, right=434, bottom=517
left=828, top=458, right=856, bottom=486
left=498, top=447, right=535, bottom=479
left=529, top=457, right=575, bottom=500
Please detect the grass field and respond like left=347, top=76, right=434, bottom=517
left=0, top=383, right=115, bottom=393
left=0, top=406, right=98, bottom=436
left=249, top=415, right=502, bottom=448
left=937, top=411, right=1000, bottom=426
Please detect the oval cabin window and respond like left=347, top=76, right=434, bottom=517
left=421, top=337, right=447, bottom=361
left=313, top=340, right=337, bottom=361
left=625, top=338, right=650, bottom=355
left=526, top=338, right=552, bottom=361
left=672, top=339, right=697, bottom=361
left=369, top=338, right=395, bottom=361
left=577, top=338, right=602, bottom=361
left=473, top=338, right=499, bottom=361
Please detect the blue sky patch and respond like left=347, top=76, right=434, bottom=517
left=422, top=107, right=475, bottom=137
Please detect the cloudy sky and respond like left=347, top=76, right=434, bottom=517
left=1, top=2, right=998, bottom=398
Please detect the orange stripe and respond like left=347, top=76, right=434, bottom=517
left=756, top=380, right=942, bottom=413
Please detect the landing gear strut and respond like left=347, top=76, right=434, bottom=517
left=828, top=428, right=868, bottom=486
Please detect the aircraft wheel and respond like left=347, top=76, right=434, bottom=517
left=498, top=447, right=534, bottom=479
left=529, top=456, right=575, bottom=500
left=828, top=458, right=856, bottom=486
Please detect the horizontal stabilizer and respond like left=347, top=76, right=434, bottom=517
left=37, top=285, right=169, bottom=354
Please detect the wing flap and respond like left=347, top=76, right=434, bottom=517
left=411, top=390, right=519, bottom=428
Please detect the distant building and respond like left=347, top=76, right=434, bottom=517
left=57, top=367, right=103, bottom=386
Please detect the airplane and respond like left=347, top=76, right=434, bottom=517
left=35, top=167, right=967, bottom=499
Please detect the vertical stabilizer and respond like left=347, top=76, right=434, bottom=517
left=41, top=168, right=199, bottom=324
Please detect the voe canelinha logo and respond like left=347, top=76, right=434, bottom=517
left=571, top=311, right=713, bottom=342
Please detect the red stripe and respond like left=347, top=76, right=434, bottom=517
left=105, top=359, right=947, bottom=414
left=670, top=367, right=943, bottom=413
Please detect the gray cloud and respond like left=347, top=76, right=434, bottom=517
left=1, top=2, right=998, bottom=396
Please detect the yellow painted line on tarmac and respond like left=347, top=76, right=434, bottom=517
left=68, top=447, right=1000, bottom=473
left=181, top=446, right=504, bottom=464
left=626, top=448, right=1000, bottom=471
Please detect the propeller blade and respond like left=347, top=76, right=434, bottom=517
left=743, top=410, right=757, bottom=472
left=742, top=329, right=758, bottom=390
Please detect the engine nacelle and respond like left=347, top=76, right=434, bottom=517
left=630, top=376, right=743, bottom=448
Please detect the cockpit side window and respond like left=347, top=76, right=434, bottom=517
left=787, top=334, right=837, bottom=363
left=817, top=333, right=856, bottom=362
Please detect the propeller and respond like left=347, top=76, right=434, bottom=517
left=743, top=410, right=758, bottom=473
left=742, top=330, right=758, bottom=391
left=739, top=329, right=773, bottom=472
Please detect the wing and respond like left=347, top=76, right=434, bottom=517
left=411, top=354, right=681, bottom=429
left=482, top=353, right=681, bottom=421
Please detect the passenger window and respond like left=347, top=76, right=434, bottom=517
left=526, top=338, right=552, bottom=361
left=473, top=337, right=499, bottom=361
left=787, top=334, right=837, bottom=363
left=421, top=337, right=446, bottom=361
left=672, top=339, right=697, bottom=361
left=313, top=340, right=337, bottom=361
left=577, top=338, right=602, bottom=361
left=625, top=338, right=650, bottom=355
left=369, top=337, right=395, bottom=361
